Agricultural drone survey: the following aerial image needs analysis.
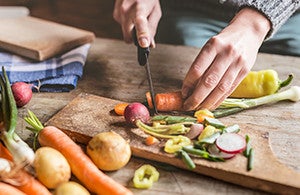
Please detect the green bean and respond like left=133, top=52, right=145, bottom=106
left=177, top=150, right=196, bottom=170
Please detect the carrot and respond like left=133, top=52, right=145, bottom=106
left=0, top=182, right=26, bottom=195
left=145, top=135, right=159, bottom=146
left=114, top=103, right=129, bottom=116
left=0, top=142, right=13, bottom=161
left=24, top=111, right=133, bottom=195
left=146, top=91, right=183, bottom=111
left=0, top=143, right=52, bottom=195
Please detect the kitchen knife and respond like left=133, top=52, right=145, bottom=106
left=132, top=28, right=158, bottom=114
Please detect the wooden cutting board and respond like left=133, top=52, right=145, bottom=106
left=45, top=93, right=300, bottom=194
left=0, top=16, right=95, bottom=61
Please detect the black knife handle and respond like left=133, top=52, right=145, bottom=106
left=132, top=28, right=150, bottom=66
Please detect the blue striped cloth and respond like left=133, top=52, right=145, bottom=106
left=0, top=43, right=91, bottom=92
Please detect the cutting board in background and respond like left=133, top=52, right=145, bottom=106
left=45, top=93, right=300, bottom=194
left=0, top=16, right=95, bottom=61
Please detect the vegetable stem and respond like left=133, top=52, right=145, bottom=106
left=214, top=86, right=300, bottom=117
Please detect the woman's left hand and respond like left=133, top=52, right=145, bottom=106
left=181, top=7, right=271, bottom=111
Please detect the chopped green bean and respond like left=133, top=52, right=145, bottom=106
left=177, top=150, right=196, bottom=170
left=204, top=117, right=226, bottom=129
left=247, top=148, right=254, bottom=171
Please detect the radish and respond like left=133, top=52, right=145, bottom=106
left=208, top=144, right=236, bottom=159
left=186, top=123, right=204, bottom=140
left=215, top=133, right=246, bottom=154
left=11, top=82, right=33, bottom=107
left=124, top=102, right=150, bottom=126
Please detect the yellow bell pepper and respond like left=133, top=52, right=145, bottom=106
left=230, top=69, right=293, bottom=98
left=133, top=164, right=159, bottom=189
left=164, top=135, right=191, bottom=154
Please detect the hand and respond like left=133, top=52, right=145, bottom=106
left=113, top=0, right=162, bottom=48
left=181, top=8, right=271, bottom=111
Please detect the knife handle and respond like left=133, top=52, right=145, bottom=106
left=132, top=28, right=150, bottom=66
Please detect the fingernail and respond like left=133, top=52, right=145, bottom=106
left=139, top=37, right=149, bottom=48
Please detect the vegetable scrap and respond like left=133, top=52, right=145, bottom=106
left=133, top=164, right=159, bottom=189
left=133, top=112, right=252, bottom=171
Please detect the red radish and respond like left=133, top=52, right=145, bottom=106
left=208, top=144, right=236, bottom=159
left=124, top=102, right=150, bottom=126
left=11, top=82, right=33, bottom=107
left=215, top=133, right=246, bottom=154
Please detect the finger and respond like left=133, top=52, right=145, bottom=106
left=209, top=61, right=250, bottom=110
left=198, top=65, right=241, bottom=110
left=122, top=21, right=134, bottom=43
left=147, top=3, right=162, bottom=47
left=181, top=40, right=217, bottom=99
left=134, top=15, right=151, bottom=48
left=113, top=0, right=123, bottom=22
left=183, top=49, right=234, bottom=111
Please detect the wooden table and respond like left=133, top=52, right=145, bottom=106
left=17, top=38, right=300, bottom=194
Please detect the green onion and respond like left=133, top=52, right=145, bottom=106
left=0, top=67, right=35, bottom=166
left=214, top=86, right=300, bottom=117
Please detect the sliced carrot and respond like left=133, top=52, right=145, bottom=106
left=146, top=91, right=184, bottom=112
left=0, top=182, right=27, bottom=195
left=145, top=91, right=153, bottom=109
left=0, top=143, right=52, bottom=195
left=145, top=135, right=159, bottom=146
left=37, top=126, right=133, bottom=195
left=114, top=103, right=129, bottom=116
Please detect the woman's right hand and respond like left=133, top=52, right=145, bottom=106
left=113, top=0, right=162, bottom=48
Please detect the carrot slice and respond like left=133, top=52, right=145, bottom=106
left=146, top=91, right=184, bottom=111
left=114, top=103, right=129, bottom=116
left=145, top=135, right=159, bottom=146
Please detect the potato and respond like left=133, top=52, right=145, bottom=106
left=34, top=147, right=71, bottom=189
left=87, top=131, right=131, bottom=171
left=54, top=181, right=90, bottom=195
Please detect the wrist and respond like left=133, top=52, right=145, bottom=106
left=230, top=7, right=271, bottom=42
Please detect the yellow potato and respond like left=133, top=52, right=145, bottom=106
left=34, top=147, right=71, bottom=189
left=87, top=131, right=131, bottom=171
left=54, top=181, right=90, bottom=195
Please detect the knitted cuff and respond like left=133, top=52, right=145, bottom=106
left=234, top=0, right=300, bottom=38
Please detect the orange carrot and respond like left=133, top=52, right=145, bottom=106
left=0, top=182, right=27, bottom=195
left=24, top=110, right=133, bottom=195
left=114, top=103, right=129, bottom=116
left=145, top=135, right=159, bottom=146
left=146, top=91, right=184, bottom=111
left=0, top=143, right=52, bottom=195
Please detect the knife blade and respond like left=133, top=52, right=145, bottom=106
left=132, top=28, right=158, bottom=114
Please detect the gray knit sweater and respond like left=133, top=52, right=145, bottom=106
left=164, top=0, right=300, bottom=38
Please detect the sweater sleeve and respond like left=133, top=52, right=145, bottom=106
left=229, top=0, right=300, bottom=38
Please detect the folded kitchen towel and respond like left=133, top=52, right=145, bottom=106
left=0, top=43, right=91, bottom=92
